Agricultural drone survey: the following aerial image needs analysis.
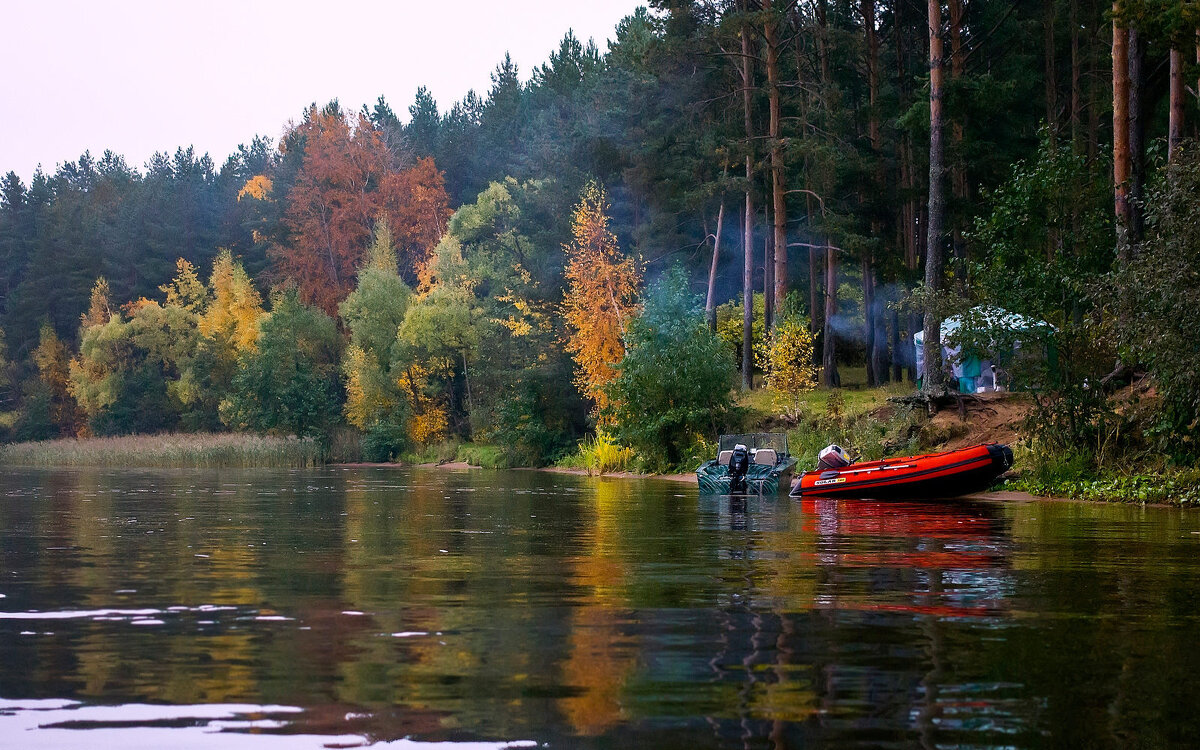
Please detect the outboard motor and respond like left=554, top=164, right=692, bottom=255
left=728, top=444, right=750, bottom=494
left=816, top=444, right=851, bottom=472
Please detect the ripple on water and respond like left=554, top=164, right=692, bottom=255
left=0, top=698, right=542, bottom=749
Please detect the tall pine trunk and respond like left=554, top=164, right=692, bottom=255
left=892, top=306, right=904, bottom=383
left=1128, top=28, right=1145, bottom=245
left=862, top=0, right=887, bottom=385
left=922, top=0, right=947, bottom=394
left=763, top=179, right=774, bottom=329
left=822, top=244, right=839, bottom=387
left=810, top=247, right=822, bottom=336
left=863, top=256, right=877, bottom=385
left=705, top=201, right=725, bottom=332
left=764, top=0, right=787, bottom=325
left=1169, top=48, right=1184, bottom=162
left=1113, top=7, right=1131, bottom=263
left=741, top=8, right=756, bottom=390
left=1044, top=0, right=1058, bottom=139
left=947, top=0, right=967, bottom=290
left=1070, top=0, right=1082, bottom=151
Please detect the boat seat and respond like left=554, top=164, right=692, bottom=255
left=718, top=450, right=733, bottom=465
left=752, top=449, right=777, bottom=466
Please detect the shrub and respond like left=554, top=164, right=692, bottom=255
left=362, top=421, right=409, bottom=462
left=603, top=266, right=737, bottom=471
left=1117, top=145, right=1200, bottom=461
left=575, top=431, right=635, bottom=475
left=758, top=318, right=817, bottom=413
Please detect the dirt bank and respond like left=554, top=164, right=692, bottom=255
left=874, top=392, right=1032, bottom=451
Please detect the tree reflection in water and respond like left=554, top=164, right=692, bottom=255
left=2, top=468, right=1200, bottom=748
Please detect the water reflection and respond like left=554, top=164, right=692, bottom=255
left=1, top=467, right=1199, bottom=748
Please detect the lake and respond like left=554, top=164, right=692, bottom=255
left=1, top=466, right=1199, bottom=748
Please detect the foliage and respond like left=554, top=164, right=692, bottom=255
left=160, top=258, right=207, bottom=314
left=758, top=318, right=816, bottom=410
left=271, top=106, right=450, bottom=313
left=562, top=182, right=641, bottom=415
left=455, top=442, right=510, bottom=469
left=1007, top=440, right=1200, bottom=506
left=968, top=135, right=1117, bottom=450
left=221, top=289, right=341, bottom=438
left=31, top=321, right=81, bottom=436
left=66, top=255, right=270, bottom=436
left=339, top=219, right=412, bottom=431
left=1117, top=146, right=1200, bottom=461
left=969, top=134, right=1113, bottom=322
left=1010, top=470, right=1200, bottom=506
left=715, top=293, right=767, bottom=375
left=398, top=439, right=461, bottom=465
left=396, top=284, right=474, bottom=445
left=69, top=299, right=195, bottom=436
left=0, top=2, right=1192, bottom=475
left=200, top=249, right=263, bottom=354
left=237, top=174, right=274, bottom=202
left=361, top=420, right=409, bottom=463
left=342, top=345, right=398, bottom=430
left=603, top=266, right=736, bottom=471
left=408, top=178, right=583, bottom=462
left=572, top=430, right=636, bottom=475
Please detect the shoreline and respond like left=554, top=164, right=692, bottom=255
left=332, top=463, right=1194, bottom=507
left=331, top=461, right=698, bottom=483
left=331, top=462, right=1091, bottom=504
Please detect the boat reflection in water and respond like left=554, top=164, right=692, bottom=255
left=800, top=496, right=1013, bottom=618
left=698, top=493, right=1025, bottom=747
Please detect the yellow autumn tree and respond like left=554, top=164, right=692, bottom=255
left=160, top=258, right=208, bottom=314
left=340, top=218, right=411, bottom=438
left=400, top=363, right=449, bottom=446
left=343, top=344, right=398, bottom=430
left=199, top=249, right=263, bottom=353
left=562, top=182, right=641, bottom=415
left=80, top=277, right=113, bottom=327
left=33, top=322, right=83, bottom=436
left=236, top=174, right=273, bottom=202
left=758, top=318, right=817, bottom=413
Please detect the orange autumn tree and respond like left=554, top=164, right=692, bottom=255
left=379, top=156, right=451, bottom=288
left=271, top=105, right=450, bottom=314
left=562, top=182, right=641, bottom=415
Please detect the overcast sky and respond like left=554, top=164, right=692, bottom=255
left=3, top=0, right=645, bottom=182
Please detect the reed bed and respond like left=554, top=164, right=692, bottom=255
left=0, top=432, right=323, bottom=468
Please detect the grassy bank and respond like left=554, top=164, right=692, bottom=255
left=740, top=380, right=918, bottom=468
left=0, top=433, right=323, bottom=468
left=396, top=441, right=510, bottom=469
left=1002, top=445, right=1200, bottom=506
left=1006, top=471, right=1200, bottom=505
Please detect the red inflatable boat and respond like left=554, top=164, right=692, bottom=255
left=789, top=443, right=1014, bottom=499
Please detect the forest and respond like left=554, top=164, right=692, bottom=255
left=2, top=1, right=1199, bottom=480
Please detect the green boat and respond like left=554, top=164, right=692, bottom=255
left=696, top=433, right=797, bottom=495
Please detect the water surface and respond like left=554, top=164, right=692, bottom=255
left=1, top=466, right=1198, bottom=748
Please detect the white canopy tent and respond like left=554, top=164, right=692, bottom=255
left=914, top=305, right=1050, bottom=392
